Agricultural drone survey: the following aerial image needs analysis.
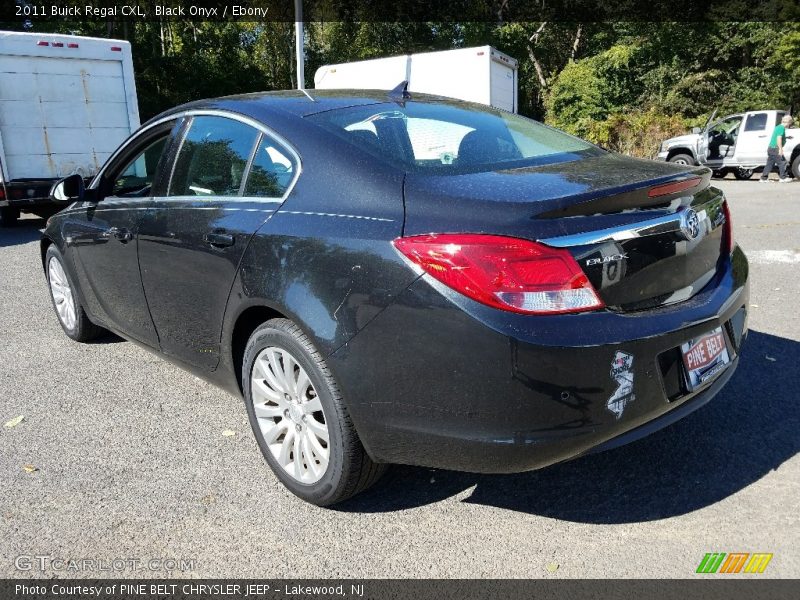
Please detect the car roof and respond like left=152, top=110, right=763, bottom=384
left=142, top=89, right=456, bottom=127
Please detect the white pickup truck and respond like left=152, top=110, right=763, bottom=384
left=0, top=31, right=140, bottom=225
left=657, top=109, right=799, bottom=179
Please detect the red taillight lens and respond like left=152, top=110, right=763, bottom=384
left=722, top=199, right=733, bottom=254
left=393, top=234, right=605, bottom=315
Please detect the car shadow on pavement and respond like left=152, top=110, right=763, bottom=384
left=336, top=330, right=799, bottom=522
left=0, top=217, right=46, bottom=247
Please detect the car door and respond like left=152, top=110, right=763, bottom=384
left=734, top=112, right=771, bottom=165
left=701, top=115, right=743, bottom=166
left=137, top=113, right=298, bottom=369
left=65, top=120, right=178, bottom=346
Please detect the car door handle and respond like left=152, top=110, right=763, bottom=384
left=102, top=227, right=133, bottom=242
left=757, top=135, right=767, bottom=138
left=203, top=232, right=234, bottom=248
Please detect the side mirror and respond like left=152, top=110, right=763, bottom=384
left=50, top=174, right=85, bottom=203
left=692, top=127, right=702, bottom=134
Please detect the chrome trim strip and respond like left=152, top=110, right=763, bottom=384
left=541, top=195, right=723, bottom=248
left=541, top=212, right=685, bottom=247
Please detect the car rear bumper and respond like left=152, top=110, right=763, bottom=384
left=329, top=246, right=749, bottom=473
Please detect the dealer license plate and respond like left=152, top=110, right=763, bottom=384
left=681, top=326, right=731, bottom=391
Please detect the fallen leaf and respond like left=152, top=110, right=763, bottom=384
left=765, top=355, right=777, bottom=362
left=222, top=429, right=236, bottom=437
left=4, top=415, right=24, bottom=428
left=546, top=562, right=559, bottom=573
left=22, top=464, right=38, bottom=473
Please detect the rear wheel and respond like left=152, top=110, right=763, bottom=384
left=242, top=318, right=386, bottom=505
left=0, top=207, right=19, bottom=227
left=668, top=153, right=694, bottom=166
left=734, top=167, right=754, bottom=180
left=45, top=245, right=104, bottom=342
left=792, top=154, right=800, bottom=179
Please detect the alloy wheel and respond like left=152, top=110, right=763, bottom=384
left=250, top=346, right=330, bottom=484
left=48, top=257, right=77, bottom=330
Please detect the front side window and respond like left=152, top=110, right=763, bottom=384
left=243, top=136, right=295, bottom=197
left=169, top=116, right=259, bottom=197
left=111, top=135, right=170, bottom=197
left=709, top=116, right=743, bottom=137
left=309, top=101, right=600, bottom=174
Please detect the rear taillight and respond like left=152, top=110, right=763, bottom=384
left=722, top=200, right=733, bottom=254
left=393, top=234, right=605, bottom=315
left=0, top=187, right=4, bottom=200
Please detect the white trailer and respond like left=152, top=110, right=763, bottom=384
left=314, top=46, right=519, bottom=113
left=0, top=31, right=140, bottom=225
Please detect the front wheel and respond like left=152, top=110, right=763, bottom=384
left=242, top=318, right=386, bottom=506
left=734, top=167, right=754, bottom=180
left=45, top=245, right=105, bottom=342
left=668, top=153, right=694, bottom=166
left=792, top=154, right=800, bottom=179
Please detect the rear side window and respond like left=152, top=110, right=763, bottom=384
left=308, top=100, right=600, bottom=173
left=169, top=116, right=259, bottom=197
left=744, top=113, right=768, bottom=131
left=243, top=136, right=296, bottom=197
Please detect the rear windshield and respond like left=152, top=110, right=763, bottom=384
left=306, top=100, right=602, bottom=174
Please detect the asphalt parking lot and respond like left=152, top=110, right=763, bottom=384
left=1, top=179, right=798, bottom=579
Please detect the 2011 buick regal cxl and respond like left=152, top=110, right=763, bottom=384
left=42, top=89, right=749, bottom=505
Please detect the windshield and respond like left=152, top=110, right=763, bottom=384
left=307, top=100, right=602, bottom=174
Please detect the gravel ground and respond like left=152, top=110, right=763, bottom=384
left=1, top=179, right=798, bottom=579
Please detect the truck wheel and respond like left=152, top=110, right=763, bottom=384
left=733, top=168, right=754, bottom=180
left=792, top=154, right=800, bottom=179
left=0, top=207, right=19, bottom=227
left=712, top=169, right=728, bottom=179
left=668, top=153, right=694, bottom=166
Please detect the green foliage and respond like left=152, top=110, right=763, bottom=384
left=545, top=43, right=643, bottom=137
left=585, top=110, right=691, bottom=158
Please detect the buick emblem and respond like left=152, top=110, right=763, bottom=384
left=680, top=208, right=701, bottom=240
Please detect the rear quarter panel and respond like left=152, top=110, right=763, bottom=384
left=217, top=120, right=418, bottom=393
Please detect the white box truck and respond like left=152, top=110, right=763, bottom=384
left=0, top=31, right=140, bottom=225
left=314, top=46, right=519, bottom=113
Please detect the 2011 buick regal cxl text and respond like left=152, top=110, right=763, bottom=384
left=41, top=90, right=749, bottom=505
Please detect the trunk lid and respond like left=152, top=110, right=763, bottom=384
left=402, top=153, right=728, bottom=311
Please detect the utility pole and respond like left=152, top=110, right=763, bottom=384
left=294, top=0, right=304, bottom=89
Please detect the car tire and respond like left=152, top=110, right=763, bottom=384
left=0, top=207, right=19, bottom=227
left=242, top=318, right=386, bottom=506
left=733, top=167, right=754, bottom=180
left=712, top=169, right=728, bottom=179
left=668, top=153, right=694, bottom=166
left=792, top=154, right=800, bottom=179
left=45, top=245, right=105, bottom=342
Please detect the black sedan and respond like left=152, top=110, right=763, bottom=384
left=42, top=90, right=749, bottom=505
